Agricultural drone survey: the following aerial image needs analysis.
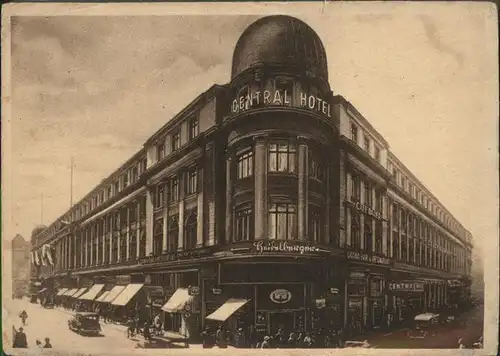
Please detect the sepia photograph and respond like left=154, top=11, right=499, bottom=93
left=1, top=2, right=498, bottom=355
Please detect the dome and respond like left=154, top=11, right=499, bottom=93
left=231, top=15, right=328, bottom=81
left=31, top=225, right=47, bottom=240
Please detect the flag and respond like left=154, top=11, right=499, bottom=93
left=34, top=250, right=41, bottom=265
left=40, top=248, right=47, bottom=266
left=45, top=244, right=54, bottom=265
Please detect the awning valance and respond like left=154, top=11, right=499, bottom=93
left=161, top=288, right=193, bottom=313
left=72, top=288, right=88, bottom=299
left=79, top=284, right=105, bottom=300
left=111, top=284, right=144, bottom=306
left=96, top=291, right=110, bottom=303
left=102, top=285, right=126, bottom=303
left=56, top=288, right=68, bottom=296
left=206, top=298, right=250, bottom=322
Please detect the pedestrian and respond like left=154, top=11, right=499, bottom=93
left=274, top=328, right=285, bottom=348
left=153, top=313, right=162, bottom=336
left=458, top=338, right=466, bottom=348
left=43, top=337, right=52, bottom=348
left=215, top=325, right=227, bottom=348
left=260, top=336, right=271, bottom=348
left=201, top=327, right=214, bottom=348
left=286, top=332, right=298, bottom=348
left=302, top=332, right=313, bottom=348
left=13, top=327, right=28, bottom=348
left=35, top=339, right=43, bottom=349
left=19, top=310, right=28, bottom=326
left=234, top=328, right=247, bottom=348
left=143, top=321, right=151, bottom=341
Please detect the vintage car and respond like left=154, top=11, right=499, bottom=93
left=406, top=313, right=440, bottom=338
left=68, top=312, right=102, bottom=335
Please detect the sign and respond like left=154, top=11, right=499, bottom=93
left=211, top=288, right=222, bottom=295
left=447, top=280, right=463, bottom=288
left=253, top=241, right=322, bottom=255
left=346, top=251, right=390, bottom=265
left=348, top=299, right=362, bottom=308
left=388, top=281, right=424, bottom=293
left=231, top=88, right=332, bottom=118
left=352, top=202, right=382, bottom=220
left=270, top=289, right=292, bottom=304
left=139, top=248, right=212, bottom=265
left=349, top=271, right=366, bottom=279
left=329, top=288, right=339, bottom=295
left=188, top=286, right=200, bottom=296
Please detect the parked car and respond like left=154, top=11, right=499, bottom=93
left=68, top=312, right=102, bottom=336
left=407, top=313, right=440, bottom=338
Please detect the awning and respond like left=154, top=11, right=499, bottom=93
left=161, top=288, right=193, bottom=313
left=96, top=291, right=110, bottom=303
left=72, top=288, right=88, bottom=299
left=56, top=288, right=68, bottom=296
left=102, top=285, right=127, bottom=303
left=38, top=288, right=47, bottom=294
left=79, top=284, right=105, bottom=300
left=111, top=284, right=144, bottom=306
left=206, top=298, right=250, bottom=322
left=64, top=288, right=78, bottom=297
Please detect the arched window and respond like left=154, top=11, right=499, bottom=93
left=184, top=210, right=197, bottom=250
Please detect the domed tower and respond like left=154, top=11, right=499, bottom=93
left=222, top=15, right=339, bottom=247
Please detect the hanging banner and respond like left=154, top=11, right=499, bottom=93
left=45, top=244, right=54, bottom=265
left=34, top=250, right=41, bottom=266
left=30, top=251, right=35, bottom=265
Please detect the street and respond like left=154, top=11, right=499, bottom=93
left=4, top=297, right=139, bottom=353
left=352, top=304, right=484, bottom=349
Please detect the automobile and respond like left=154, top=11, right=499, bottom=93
left=68, top=312, right=102, bottom=336
left=406, top=313, right=440, bottom=338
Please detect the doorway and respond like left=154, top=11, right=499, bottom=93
left=268, top=311, right=295, bottom=336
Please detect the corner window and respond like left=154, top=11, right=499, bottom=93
left=268, top=203, right=297, bottom=240
left=309, top=207, right=321, bottom=243
left=188, top=116, right=199, bottom=140
left=309, top=160, right=322, bottom=181
left=268, top=143, right=296, bottom=173
left=237, top=149, right=253, bottom=179
left=235, top=204, right=253, bottom=242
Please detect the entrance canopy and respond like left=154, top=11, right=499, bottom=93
left=102, top=285, right=126, bottom=303
left=161, top=288, right=193, bottom=313
left=206, top=298, right=250, bottom=322
left=72, top=288, right=88, bottom=299
left=56, top=288, right=68, bottom=296
left=111, top=284, right=144, bottom=306
left=79, top=284, right=105, bottom=301
left=96, top=291, right=110, bottom=303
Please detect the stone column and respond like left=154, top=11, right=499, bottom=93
left=225, top=154, right=233, bottom=243
left=297, top=136, right=309, bottom=241
left=197, top=167, right=204, bottom=247
left=146, top=190, right=154, bottom=255
left=254, top=136, right=268, bottom=240
left=163, top=182, right=170, bottom=253
left=126, top=205, right=130, bottom=260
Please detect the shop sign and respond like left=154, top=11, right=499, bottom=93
left=447, top=280, right=463, bottom=288
left=349, top=271, right=366, bottom=279
left=348, top=299, right=362, bottom=308
left=188, top=286, right=200, bottom=296
left=253, top=240, right=322, bottom=255
left=346, top=251, right=390, bottom=265
left=211, top=288, right=222, bottom=295
left=270, top=289, right=292, bottom=304
left=388, top=281, right=424, bottom=293
left=139, top=247, right=212, bottom=265
left=352, top=202, right=382, bottom=220
left=329, top=287, right=340, bottom=295
left=231, top=88, right=332, bottom=118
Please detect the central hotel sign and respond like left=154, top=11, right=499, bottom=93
left=231, top=89, right=332, bottom=118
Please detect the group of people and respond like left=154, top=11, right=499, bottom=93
left=125, top=313, right=164, bottom=340
left=200, top=325, right=346, bottom=349
left=12, top=310, right=52, bottom=349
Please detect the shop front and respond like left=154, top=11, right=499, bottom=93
left=387, top=279, right=425, bottom=326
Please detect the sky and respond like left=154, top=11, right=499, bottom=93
left=3, top=3, right=498, bottom=268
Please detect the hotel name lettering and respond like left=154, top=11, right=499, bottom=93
left=388, top=281, right=424, bottom=292
left=231, top=89, right=332, bottom=118
left=346, top=251, right=390, bottom=265
left=140, top=248, right=211, bottom=265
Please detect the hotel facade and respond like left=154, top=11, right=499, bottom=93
left=29, top=15, right=473, bottom=339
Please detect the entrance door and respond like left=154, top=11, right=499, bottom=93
left=269, top=312, right=295, bottom=336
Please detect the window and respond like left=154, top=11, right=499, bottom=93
left=171, top=129, right=181, bottom=151
left=169, top=177, right=179, bottom=202
left=186, top=168, right=197, bottom=195
left=237, top=150, right=253, bottom=179
left=364, top=217, right=373, bottom=252
left=401, top=175, right=407, bottom=190
left=268, top=143, right=296, bottom=173
left=370, top=278, right=384, bottom=297
left=114, top=181, right=120, bottom=195
left=309, top=159, right=322, bottom=181
left=351, top=124, right=358, bottom=143
left=351, top=174, right=360, bottom=201
left=107, top=186, right=113, bottom=200
left=184, top=211, right=197, bottom=249
left=363, top=136, right=370, bottom=152
left=364, top=180, right=372, bottom=207
left=155, top=184, right=164, bottom=209
left=188, top=116, right=199, bottom=140
left=131, top=166, right=139, bottom=183
left=157, top=141, right=165, bottom=161
left=235, top=205, right=253, bottom=242
left=167, top=215, right=179, bottom=252
left=351, top=210, right=361, bottom=248
left=99, top=191, right=104, bottom=205
left=122, top=173, right=129, bottom=189
left=392, top=230, right=399, bottom=259
left=374, top=146, right=381, bottom=162
left=374, top=190, right=382, bottom=212
left=309, top=207, right=321, bottom=243
left=268, top=203, right=297, bottom=240
left=153, top=217, right=163, bottom=255
left=140, top=158, right=147, bottom=174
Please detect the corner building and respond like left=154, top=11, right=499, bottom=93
left=30, top=15, right=473, bottom=341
